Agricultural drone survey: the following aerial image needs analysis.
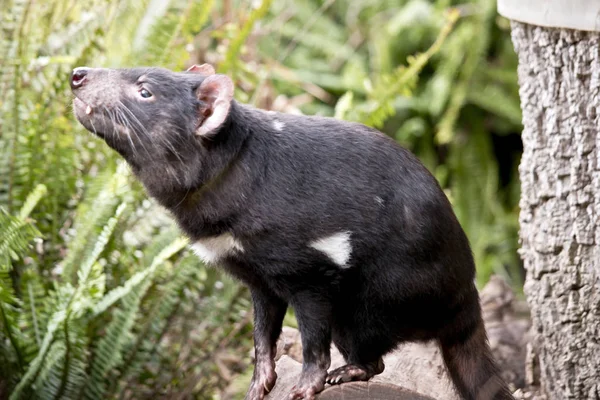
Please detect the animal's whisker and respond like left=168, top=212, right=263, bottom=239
left=105, top=107, right=119, bottom=151
left=117, top=100, right=187, bottom=173
left=116, top=100, right=153, bottom=159
left=114, top=108, right=138, bottom=157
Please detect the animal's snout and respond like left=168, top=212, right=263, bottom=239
left=70, top=68, right=89, bottom=90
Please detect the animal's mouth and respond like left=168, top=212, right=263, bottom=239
left=73, top=96, right=94, bottom=116
left=72, top=96, right=109, bottom=139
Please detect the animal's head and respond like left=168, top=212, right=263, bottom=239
left=70, top=64, right=234, bottom=173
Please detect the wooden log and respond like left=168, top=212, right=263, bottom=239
left=318, top=382, right=436, bottom=400
left=266, top=353, right=447, bottom=400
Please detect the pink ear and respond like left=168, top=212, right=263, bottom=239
left=196, top=75, right=234, bottom=136
left=186, top=63, right=216, bottom=75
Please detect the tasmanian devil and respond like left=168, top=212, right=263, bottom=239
left=70, top=64, right=514, bottom=400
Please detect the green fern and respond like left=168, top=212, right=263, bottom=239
left=10, top=307, right=68, bottom=400
left=436, top=0, right=496, bottom=144
left=83, top=283, right=147, bottom=400
left=83, top=237, right=188, bottom=399
left=0, top=211, right=39, bottom=271
left=220, top=0, right=273, bottom=76
left=30, top=341, right=66, bottom=399
left=134, top=0, right=214, bottom=69
left=91, top=237, right=188, bottom=317
left=9, top=200, right=125, bottom=399
left=59, top=165, right=131, bottom=283
left=113, top=254, right=202, bottom=394
left=359, top=8, right=460, bottom=128
left=0, top=183, right=46, bottom=271
left=0, top=184, right=47, bottom=381
left=19, top=269, right=48, bottom=360
left=0, top=270, right=25, bottom=375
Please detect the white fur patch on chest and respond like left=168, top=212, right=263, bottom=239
left=191, top=233, right=244, bottom=264
left=309, top=231, right=352, bottom=268
left=272, top=119, right=285, bottom=131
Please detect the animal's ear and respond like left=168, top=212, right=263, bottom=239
left=186, top=63, right=215, bottom=75
left=195, top=75, right=234, bottom=136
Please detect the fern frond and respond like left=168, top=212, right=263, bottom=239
left=133, top=0, right=207, bottom=68
left=25, top=203, right=126, bottom=399
left=467, top=81, right=522, bottom=126
left=52, top=317, right=88, bottom=400
left=60, top=165, right=131, bottom=283
left=435, top=0, right=495, bottom=144
left=17, top=184, right=47, bottom=220
left=0, top=184, right=45, bottom=271
left=181, top=0, right=213, bottom=40
left=0, top=270, right=25, bottom=374
left=70, top=203, right=126, bottom=315
left=0, top=209, right=40, bottom=271
left=83, top=237, right=188, bottom=399
left=11, top=191, right=127, bottom=399
left=359, top=8, right=460, bottom=128
left=27, top=323, right=88, bottom=400
left=114, top=254, right=201, bottom=392
left=91, top=236, right=188, bottom=317
left=161, top=0, right=215, bottom=68
left=10, top=307, right=68, bottom=400
left=30, top=341, right=65, bottom=400
left=137, top=225, right=182, bottom=267
left=19, top=269, right=48, bottom=358
left=221, top=0, right=273, bottom=76
left=83, top=279, right=149, bottom=400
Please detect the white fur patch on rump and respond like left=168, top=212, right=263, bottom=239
left=309, top=231, right=352, bottom=268
left=191, top=233, right=244, bottom=264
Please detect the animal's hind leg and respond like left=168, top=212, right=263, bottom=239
left=326, top=332, right=388, bottom=385
left=331, top=328, right=351, bottom=362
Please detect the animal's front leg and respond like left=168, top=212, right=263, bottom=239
left=288, top=291, right=332, bottom=400
left=245, top=288, right=288, bottom=400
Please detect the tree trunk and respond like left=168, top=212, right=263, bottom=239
left=511, top=22, right=600, bottom=399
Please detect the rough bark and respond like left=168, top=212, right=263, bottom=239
left=511, top=22, right=600, bottom=400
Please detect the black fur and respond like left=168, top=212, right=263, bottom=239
left=71, top=66, right=514, bottom=400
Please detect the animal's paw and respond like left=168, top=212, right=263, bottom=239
left=245, top=367, right=277, bottom=400
left=325, top=364, right=369, bottom=385
left=287, top=370, right=326, bottom=400
left=325, top=359, right=384, bottom=385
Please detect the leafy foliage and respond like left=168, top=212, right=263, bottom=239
left=0, top=0, right=522, bottom=398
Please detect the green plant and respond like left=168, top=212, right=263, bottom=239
left=0, top=0, right=523, bottom=398
left=0, top=1, right=255, bottom=398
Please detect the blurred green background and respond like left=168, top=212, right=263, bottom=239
left=0, top=0, right=523, bottom=398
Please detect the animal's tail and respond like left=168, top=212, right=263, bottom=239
left=439, top=302, right=514, bottom=400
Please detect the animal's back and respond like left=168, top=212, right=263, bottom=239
left=243, top=104, right=475, bottom=288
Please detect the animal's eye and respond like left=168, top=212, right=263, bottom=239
left=139, top=88, right=152, bottom=99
